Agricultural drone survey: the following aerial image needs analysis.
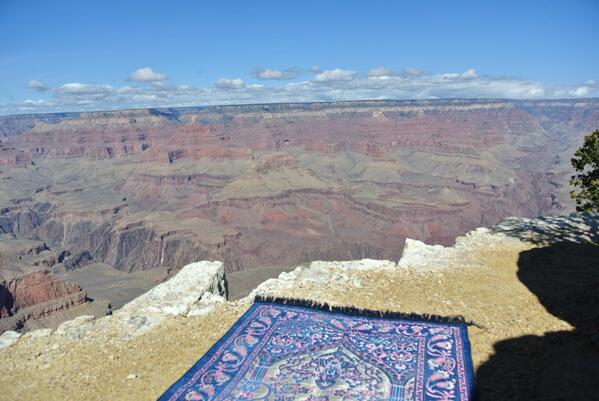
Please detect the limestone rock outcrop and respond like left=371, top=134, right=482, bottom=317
left=0, top=260, right=226, bottom=348
left=398, top=213, right=598, bottom=270
left=246, top=259, right=398, bottom=300
left=397, top=228, right=522, bottom=269
left=0, top=330, right=21, bottom=348
left=118, top=260, right=226, bottom=319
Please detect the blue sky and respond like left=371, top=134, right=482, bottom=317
left=1, top=0, right=598, bottom=115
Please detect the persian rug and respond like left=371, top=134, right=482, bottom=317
left=158, top=297, right=475, bottom=401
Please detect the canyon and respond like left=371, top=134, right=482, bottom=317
left=0, top=98, right=598, bottom=331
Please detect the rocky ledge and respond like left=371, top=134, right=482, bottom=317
left=0, top=213, right=597, bottom=400
left=2, top=213, right=596, bottom=350
left=0, top=261, right=225, bottom=348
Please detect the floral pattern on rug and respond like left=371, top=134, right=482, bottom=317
left=159, top=300, right=474, bottom=401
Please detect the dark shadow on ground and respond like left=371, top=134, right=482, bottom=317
left=476, top=242, right=599, bottom=400
left=490, top=213, right=599, bottom=245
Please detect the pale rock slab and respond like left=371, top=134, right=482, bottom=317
left=493, top=213, right=599, bottom=244
left=0, top=330, right=21, bottom=349
left=55, top=315, right=96, bottom=340
left=119, top=261, right=225, bottom=317
left=397, top=227, right=522, bottom=270
left=27, top=261, right=227, bottom=346
left=245, top=259, right=398, bottom=301
left=397, top=213, right=599, bottom=270
left=310, top=259, right=397, bottom=271
left=397, top=213, right=598, bottom=270
left=22, top=328, right=53, bottom=340
left=188, top=292, right=226, bottom=317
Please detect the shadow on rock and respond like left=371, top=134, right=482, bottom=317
left=491, top=213, right=599, bottom=245
left=476, top=242, right=599, bottom=400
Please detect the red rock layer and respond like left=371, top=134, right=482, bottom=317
left=0, top=270, right=87, bottom=328
left=2, top=100, right=597, bottom=166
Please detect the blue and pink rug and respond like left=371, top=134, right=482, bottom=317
left=159, top=297, right=475, bottom=401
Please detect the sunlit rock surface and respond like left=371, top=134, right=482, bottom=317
left=0, top=261, right=225, bottom=348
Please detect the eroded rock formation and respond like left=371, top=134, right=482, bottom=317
left=0, top=270, right=88, bottom=332
left=1, top=213, right=597, bottom=401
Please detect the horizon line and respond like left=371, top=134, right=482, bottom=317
left=2, top=97, right=598, bottom=119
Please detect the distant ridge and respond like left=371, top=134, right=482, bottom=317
left=2, top=97, right=599, bottom=119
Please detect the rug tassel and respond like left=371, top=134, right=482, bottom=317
left=254, top=295, right=473, bottom=326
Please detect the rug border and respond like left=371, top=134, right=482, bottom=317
left=254, top=295, right=471, bottom=325
left=157, top=296, right=476, bottom=400
left=458, top=322, right=476, bottom=401
left=157, top=302, right=262, bottom=401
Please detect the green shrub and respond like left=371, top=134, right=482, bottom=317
left=570, top=129, right=599, bottom=212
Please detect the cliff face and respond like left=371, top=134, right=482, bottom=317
left=0, top=270, right=88, bottom=332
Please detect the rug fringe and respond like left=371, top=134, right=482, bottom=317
left=254, top=295, right=471, bottom=326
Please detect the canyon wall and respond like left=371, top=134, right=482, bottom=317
left=0, top=99, right=597, bottom=328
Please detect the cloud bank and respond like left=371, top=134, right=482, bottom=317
left=3, top=66, right=597, bottom=115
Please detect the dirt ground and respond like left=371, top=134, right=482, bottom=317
left=0, top=241, right=597, bottom=401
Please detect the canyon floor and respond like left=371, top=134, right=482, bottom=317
left=0, top=214, right=597, bottom=401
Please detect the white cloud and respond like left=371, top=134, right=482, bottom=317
left=367, top=67, right=394, bottom=78
left=23, top=99, right=46, bottom=105
left=5, top=67, right=598, bottom=115
left=27, top=80, right=50, bottom=92
left=57, top=83, right=113, bottom=95
left=553, top=84, right=596, bottom=97
left=313, top=68, right=357, bottom=82
left=438, top=69, right=478, bottom=81
left=254, top=67, right=300, bottom=80
left=129, top=67, right=168, bottom=82
left=215, top=78, right=245, bottom=89
left=116, top=86, right=141, bottom=94
left=462, top=68, right=477, bottom=79
left=571, top=86, right=591, bottom=97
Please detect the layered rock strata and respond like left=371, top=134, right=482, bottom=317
left=0, top=99, right=597, bottom=277
left=0, top=270, right=88, bottom=332
left=1, top=99, right=598, bottom=333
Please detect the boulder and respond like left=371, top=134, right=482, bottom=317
left=51, top=261, right=227, bottom=342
